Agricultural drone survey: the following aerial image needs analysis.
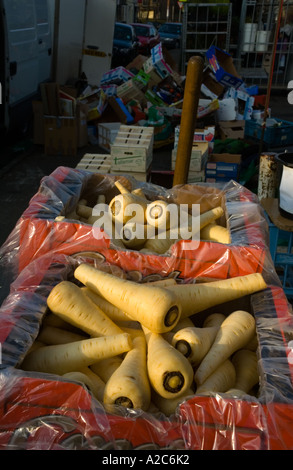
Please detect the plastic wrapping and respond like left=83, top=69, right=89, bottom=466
left=0, top=167, right=292, bottom=450
left=0, top=252, right=293, bottom=450
left=0, top=167, right=280, bottom=305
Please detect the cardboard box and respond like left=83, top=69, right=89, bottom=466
left=43, top=102, right=88, bottom=155
left=100, top=67, right=134, bottom=86
left=225, top=88, right=255, bottom=120
left=206, top=46, right=243, bottom=89
left=108, top=97, right=134, bottom=124
left=201, top=68, right=225, bottom=99
left=175, top=126, right=215, bottom=154
left=79, top=87, right=107, bottom=121
left=116, top=79, right=146, bottom=105
left=98, top=122, right=121, bottom=153
left=150, top=43, right=173, bottom=80
left=77, top=103, right=89, bottom=148
left=172, top=142, right=209, bottom=172
left=126, top=55, right=148, bottom=73
left=188, top=170, right=206, bottom=183
left=32, top=101, right=45, bottom=145
left=218, top=120, right=245, bottom=140
left=143, top=57, right=164, bottom=87
left=205, top=153, right=242, bottom=182
left=44, top=116, right=78, bottom=156
left=197, top=99, right=220, bottom=119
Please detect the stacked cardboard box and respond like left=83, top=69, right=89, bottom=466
left=39, top=83, right=88, bottom=156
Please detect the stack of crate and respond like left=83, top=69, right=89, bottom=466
left=172, top=142, right=209, bottom=183
left=110, top=125, right=154, bottom=182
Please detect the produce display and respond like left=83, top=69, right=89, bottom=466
left=57, top=180, right=230, bottom=254
left=18, top=264, right=267, bottom=416
left=0, top=167, right=293, bottom=450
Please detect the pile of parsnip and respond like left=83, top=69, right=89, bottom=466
left=20, top=264, right=267, bottom=417
left=56, top=181, right=231, bottom=253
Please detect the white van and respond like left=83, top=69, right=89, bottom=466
left=0, top=0, right=53, bottom=135
left=0, top=0, right=117, bottom=136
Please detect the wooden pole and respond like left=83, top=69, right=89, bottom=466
left=173, top=55, right=204, bottom=187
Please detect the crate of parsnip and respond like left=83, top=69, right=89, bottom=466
left=9, top=166, right=269, bottom=283
left=0, top=254, right=293, bottom=450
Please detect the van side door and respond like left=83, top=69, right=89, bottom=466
left=3, top=0, right=39, bottom=105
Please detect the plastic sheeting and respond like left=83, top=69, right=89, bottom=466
left=0, top=167, right=280, bottom=301
left=0, top=167, right=292, bottom=450
left=0, top=252, right=293, bottom=450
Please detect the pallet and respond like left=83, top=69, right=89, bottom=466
left=76, top=154, right=111, bottom=174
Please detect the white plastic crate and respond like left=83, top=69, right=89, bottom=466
left=98, top=122, right=121, bottom=153
left=111, top=125, right=154, bottom=173
left=76, top=154, right=111, bottom=174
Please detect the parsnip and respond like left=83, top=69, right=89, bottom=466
left=77, top=204, right=93, bottom=219
left=199, top=206, right=224, bottom=229
left=203, top=313, right=226, bottom=329
left=26, top=340, right=46, bottom=354
left=81, top=287, right=130, bottom=323
left=225, top=388, right=248, bottom=398
left=131, top=188, right=147, bottom=199
left=96, top=194, right=106, bottom=204
left=47, top=281, right=124, bottom=337
left=148, top=278, right=177, bottom=287
left=43, top=312, right=79, bottom=331
left=74, top=264, right=181, bottom=333
left=245, top=333, right=258, bottom=351
left=232, top=349, right=259, bottom=393
left=200, top=222, right=231, bottom=244
left=172, top=317, right=195, bottom=332
left=152, top=388, right=194, bottom=417
left=62, top=371, right=98, bottom=395
left=21, top=333, right=133, bottom=375
left=115, top=180, right=130, bottom=195
left=166, top=273, right=267, bottom=319
left=120, top=222, right=148, bottom=249
left=143, top=327, right=194, bottom=399
left=194, top=310, right=256, bottom=385
left=109, top=192, right=148, bottom=225
left=103, top=335, right=151, bottom=411
left=171, top=326, right=218, bottom=366
left=146, top=200, right=175, bottom=230
left=91, top=356, right=123, bottom=383
left=196, top=360, right=236, bottom=395
left=63, top=367, right=105, bottom=402
left=143, top=231, right=176, bottom=254
left=37, top=325, right=87, bottom=345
